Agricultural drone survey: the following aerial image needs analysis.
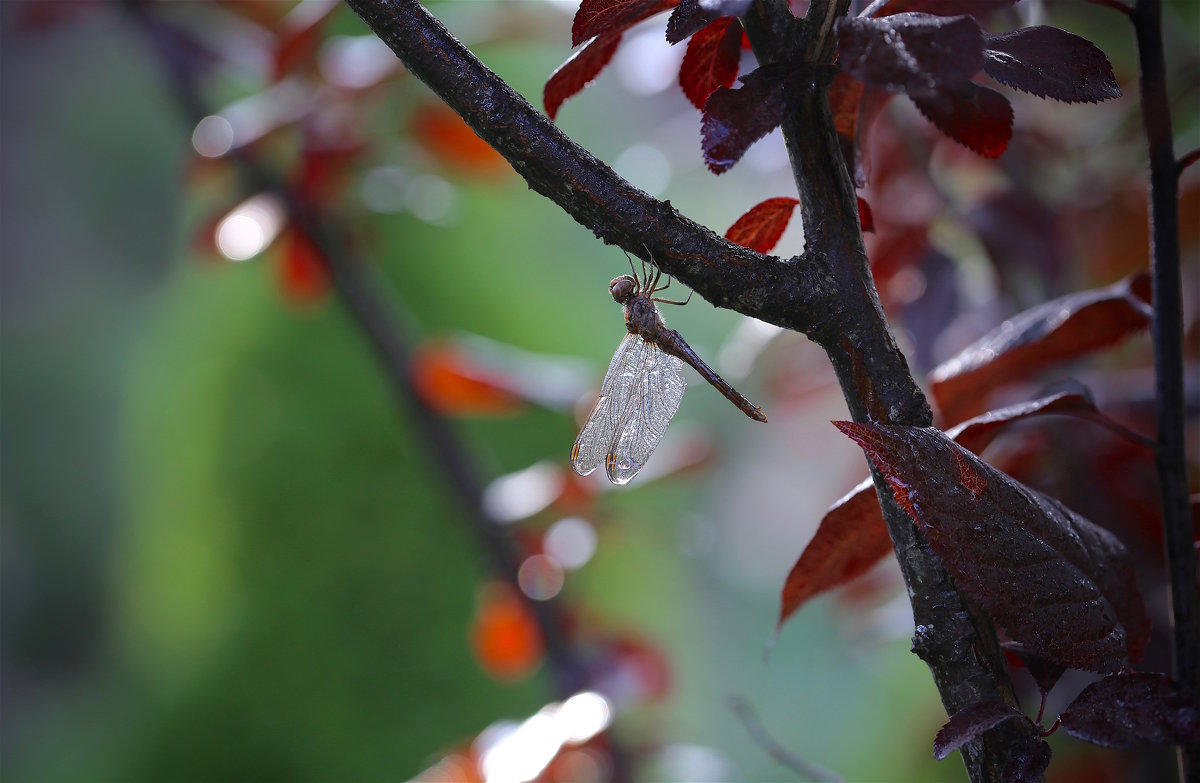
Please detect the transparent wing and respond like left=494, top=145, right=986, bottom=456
left=571, top=333, right=644, bottom=476
left=604, top=341, right=687, bottom=485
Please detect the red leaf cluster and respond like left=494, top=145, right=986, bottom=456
left=777, top=387, right=1145, bottom=630
left=929, top=273, right=1152, bottom=422
left=834, top=11, right=1119, bottom=159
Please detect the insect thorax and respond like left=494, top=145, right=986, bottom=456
left=624, top=295, right=664, bottom=337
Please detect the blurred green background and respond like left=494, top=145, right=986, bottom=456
left=2, top=1, right=1195, bottom=781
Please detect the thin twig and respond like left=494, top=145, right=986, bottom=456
left=858, top=0, right=889, bottom=18
left=1131, top=0, right=1199, bottom=779
left=727, top=695, right=843, bottom=783
left=1178, top=147, right=1200, bottom=175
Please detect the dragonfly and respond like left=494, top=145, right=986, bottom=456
left=571, top=253, right=767, bottom=485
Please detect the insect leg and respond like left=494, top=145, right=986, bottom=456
left=653, top=285, right=693, bottom=306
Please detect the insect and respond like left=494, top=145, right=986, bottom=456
left=571, top=252, right=767, bottom=485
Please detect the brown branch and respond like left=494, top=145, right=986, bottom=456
left=341, top=0, right=830, bottom=335
left=1131, top=1, right=1199, bottom=779
left=741, top=5, right=1029, bottom=782
left=344, top=2, right=1029, bottom=781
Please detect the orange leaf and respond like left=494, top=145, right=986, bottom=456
left=410, top=104, right=509, bottom=177
left=830, top=72, right=864, bottom=139
left=278, top=226, right=330, bottom=304
left=412, top=343, right=525, bottom=416
left=777, top=478, right=893, bottom=629
left=470, top=584, right=543, bottom=680
left=725, top=196, right=800, bottom=253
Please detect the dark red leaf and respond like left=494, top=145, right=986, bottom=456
left=777, top=478, right=893, bottom=629
left=666, top=1, right=750, bottom=46
left=725, top=197, right=800, bottom=253
left=665, top=0, right=709, bottom=43
left=1003, top=643, right=1068, bottom=694
left=837, top=13, right=983, bottom=95
left=545, top=34, right=623, bottom=120
left=679, top=17, right=743, bottom=109
left=947, top=385, right=1155, bottom=486
left=836, top=422, right=1147, bottom=673
left=983, top=26, right=1120, bottom=104
left=1060, top=672, right=1200, bottom=747
left=778, top=387, right=1140, bottom=627
left=857, top=196, right=874, bottom=233
left=572, top=0, right=677, bottom=47
left=880, top=0, right=1016, bottom=17
left=929, top=273, right=1153, bottom=423
left=934, top=700, right=1027, bottom=760
left=909, top=81, right=1013, bottom=158
left=702, top=63, right=800, bottom=174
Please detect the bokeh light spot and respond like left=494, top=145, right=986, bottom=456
left=517, top=554, right=564, bottom=601
left=319, top=34, right=399, bottom=89
left=191, top=115, right=234, bottom=158
left=559, top=691, right=612, bottom=742
left=484, top=462, right=562, bottom=524
left=616, top=28, right=684, bottom=95
left=613, top=144, right=671, bottom=197
left=215, top=194, right=285, bottom=261
left=405, top=174, right=458, bottom=225
left=542, top=517, right=597, bottom=571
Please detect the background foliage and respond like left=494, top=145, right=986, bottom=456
left=1, top=1, right=1196, bottom=781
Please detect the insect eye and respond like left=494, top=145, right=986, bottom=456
left=609, top=275, right=635, bottom=302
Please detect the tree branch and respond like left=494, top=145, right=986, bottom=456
left=741, top=4, right=1029, bottom=781
left=342, top=0, right=829, bottom=334
left=1131, top=1, right=1199, bottom=779
left=345, top=2, right=1031, bottom=780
